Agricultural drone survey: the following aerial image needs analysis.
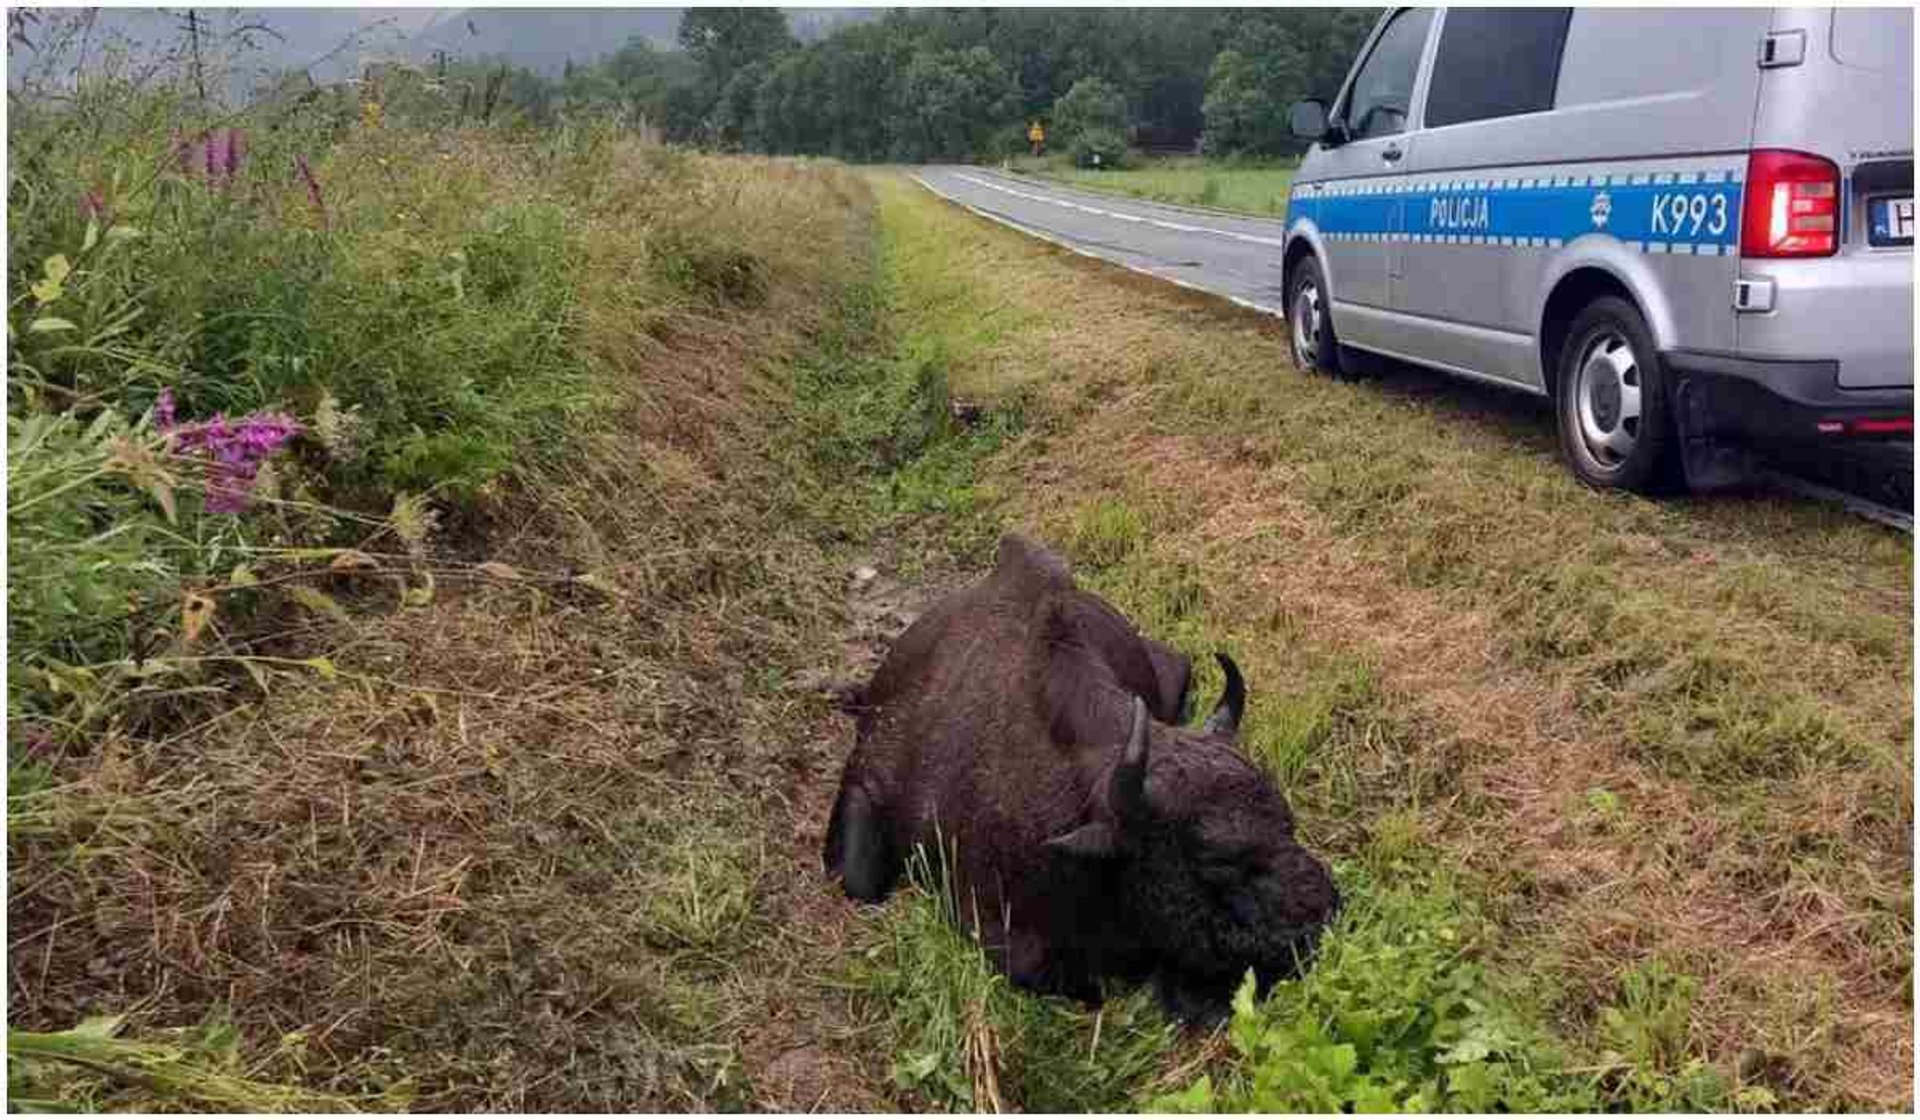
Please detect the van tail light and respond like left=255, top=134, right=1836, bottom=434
left=1742, top=150, right=1840, bottom=258
left=1816, top=417, right=1913, bottom=436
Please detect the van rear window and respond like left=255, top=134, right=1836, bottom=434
left=1424, top=8, right=1573, bottom=130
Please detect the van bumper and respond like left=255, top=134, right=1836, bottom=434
left=1663, top=349, right=1912, bottom=487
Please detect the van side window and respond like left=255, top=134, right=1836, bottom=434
left=1337, top=7, right=1436, bottom=140
left=1424, top=8, right=1573, bottom=129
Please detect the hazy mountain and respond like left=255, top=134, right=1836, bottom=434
left=9, top=8, right=882, bottom=94
left=7, top=8, right=437, bottom=93
left=408, top=9, right=685, bottom=75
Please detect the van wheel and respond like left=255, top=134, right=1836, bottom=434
left=1554, top=296, right=1677, bottom=494
left=1287, top=256, right=1356, bottom=380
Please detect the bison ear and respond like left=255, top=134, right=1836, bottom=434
left=1043, top=697, right=1151, bottom=859
left=1141, top=638, right=1193, bottom=725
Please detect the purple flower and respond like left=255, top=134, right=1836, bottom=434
left=156, top=388, right=301, bottom=513
left=80, top=186, right=108, bottom=223
left=175, top=128, right=248, bottom=189
left=22, top=729, right=54, bottom=759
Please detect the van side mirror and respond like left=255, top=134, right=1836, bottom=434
left=1288, top=99, right=1329, bottom=142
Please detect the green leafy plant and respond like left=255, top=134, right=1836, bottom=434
left=1148, top=861, right=1602, bottom=1113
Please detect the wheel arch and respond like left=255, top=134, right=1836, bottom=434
left=1535, top=239, right=1677, bottom=395
left=1282, top=224, right=1329, bottom=309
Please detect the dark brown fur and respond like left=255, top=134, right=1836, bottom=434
left=822, top=534, right=1337, bottom=1022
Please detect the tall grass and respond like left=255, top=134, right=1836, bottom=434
left=6, top=40, right=877, bottom=1109
left=848, top=845, right=1178, bottom=1113
left=7, top=80, right=618, bottom=754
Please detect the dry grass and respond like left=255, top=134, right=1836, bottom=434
left=12, top=148, right=1906, bottom=1112
left=879, top=172, right=1912, bottom=1110
left=8, top=144, right=894, bottom=1110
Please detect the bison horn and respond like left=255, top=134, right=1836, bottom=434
left=1113, top=694, right=1150, bottom=819
left=1200, top=652, right=1245, bottom=739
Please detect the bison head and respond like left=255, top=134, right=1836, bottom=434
left=1044, top=675, right=1339, bottom=1025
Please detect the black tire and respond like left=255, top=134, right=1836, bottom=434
left=1554, top=296, right=1678, bottom=494
left=1286, top=255, right=1357, bottom=381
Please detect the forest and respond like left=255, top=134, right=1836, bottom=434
left=365, top=8, right=1379, bottom=164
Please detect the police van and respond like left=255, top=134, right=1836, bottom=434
left=1281, top=7, right=1913, bottom=494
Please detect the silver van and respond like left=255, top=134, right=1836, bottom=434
left=1282, top=7, right=1913, bottom=493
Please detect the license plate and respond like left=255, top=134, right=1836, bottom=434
left=1868, top=196, right=1913, bottom=247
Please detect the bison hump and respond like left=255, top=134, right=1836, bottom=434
left=991, top=534, right=1074, bottom=601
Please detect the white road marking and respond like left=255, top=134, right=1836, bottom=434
left=946, top=170, right=1289, bottom=249
left=910, top=172, right=1286, bottom=319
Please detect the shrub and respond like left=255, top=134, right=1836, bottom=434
left=1068, top=127, right=1130, bottom=170
left=1052, top=76, right=1129, bottom=148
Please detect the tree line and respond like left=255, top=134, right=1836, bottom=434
left=336, top=8, right=1381, bottom=164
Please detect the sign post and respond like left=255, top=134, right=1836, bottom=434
left=1027, top=121, right=1045, bottom=157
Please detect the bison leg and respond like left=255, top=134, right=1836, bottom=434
left=1004, top=928, right=1049, bottom=992
left=1002, top=929, right=1102, bottom=1004
left=823, top=783, right=898, bottom=902
left=1152, top=969, right=1233, bottom=1027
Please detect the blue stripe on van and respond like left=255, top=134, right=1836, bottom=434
left=1293, top=175, right=1744, bottom=254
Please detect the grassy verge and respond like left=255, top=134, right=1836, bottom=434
left=4, top=79, right=905, bottom=1105
left=1010, top=153, right=1296, bottom=216
left=10, top=89, right=1907, bottom=1110
left=845, top=172, right=1911, bottom=1111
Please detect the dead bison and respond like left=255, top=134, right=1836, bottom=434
left=822, top=534, right=1338, bottom=1023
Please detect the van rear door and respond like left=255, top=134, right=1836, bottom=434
left=1740, top=6, right=1913, bottom=390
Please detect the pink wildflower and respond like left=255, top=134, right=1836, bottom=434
left=156, top=388, right=301, bottom=513
left=175, top=127, right=248, bottom=188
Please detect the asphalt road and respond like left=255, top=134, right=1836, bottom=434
left=913, top=166, right=1914, bottom=529
left=913, top=165, right=1295, bottom=316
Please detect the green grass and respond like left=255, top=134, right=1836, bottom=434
left=1013, top=154, right=1297, bottom=216
left=5, top=97, right=650, bottom=754
left=773, top=196, right=1027, bottom=571
left=6, top=63, right=894, bottom=1109
left=872, top=174, right=1911, bottom=1109
left=12, top=74, right=1906, bottom=1109
left=844, top=181, right=1714, bottom=1115
left=849, top=848, right=1178, bottom=1113
left=6, top=1012, right=384, bottom=1113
